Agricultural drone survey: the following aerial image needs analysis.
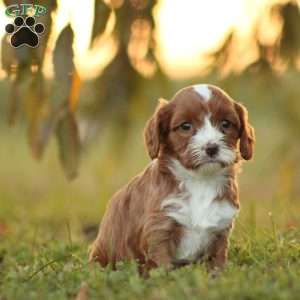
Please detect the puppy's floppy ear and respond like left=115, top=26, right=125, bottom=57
left=144, top=98, right=169, bottom=159
left=234, top=102, right=255, bottom=160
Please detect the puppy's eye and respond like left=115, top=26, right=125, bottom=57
left=220, top=120, right=232, bottom=130
left=179, top=122, right=193, bottom=131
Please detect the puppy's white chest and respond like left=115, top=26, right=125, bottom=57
left=162, top=179, right=238, bottom=261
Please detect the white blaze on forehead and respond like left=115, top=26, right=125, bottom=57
left=193, top=84, right=212, bottom=102
left=193, top=116, right=223, bottom=146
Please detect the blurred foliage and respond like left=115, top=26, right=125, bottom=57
left=1, top=0, right=300, bottom=181
left=207, top=1, right=300, bottom=73
left=87, top=0, right=167, bottom=141
left=1, top=0, right=168, bottom=179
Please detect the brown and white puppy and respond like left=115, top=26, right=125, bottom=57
left=89, top=84, right=255, bottom=273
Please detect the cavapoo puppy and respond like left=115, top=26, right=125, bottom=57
left=90, top=84, right=255, bottom=274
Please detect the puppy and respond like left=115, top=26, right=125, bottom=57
left=89, top=84, right=255, bottom=273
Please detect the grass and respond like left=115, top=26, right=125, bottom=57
left=1, top=226, right=300, bottom=299
left=1, top=72, right=300, bottom=299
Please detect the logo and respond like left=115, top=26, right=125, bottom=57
left=5, top=4, right=46, bottom=48
left=5, top=4, right=47, bottom=17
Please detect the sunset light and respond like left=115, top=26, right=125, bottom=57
left=0, top=0, right=296, bottom=78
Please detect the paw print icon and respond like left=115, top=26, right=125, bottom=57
left=5, top=16, right=45, bottom=48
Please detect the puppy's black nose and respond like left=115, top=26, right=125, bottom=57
left=205, top=143, right=219, bottom=157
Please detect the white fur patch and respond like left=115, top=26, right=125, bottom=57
left=188, top=117, right=236, bottom=168
left=162, top=159, right=238, bottom=261
left=193, top=84, right=212, bottom=101
left=192, top=116, right=223, bottom=148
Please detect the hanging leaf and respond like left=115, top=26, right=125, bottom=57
left=52, top=25, right=75, bottom=105
left=34, top=0, right=58, bottom=65
left=52, top=24, right=81, bottom=179
left=69, top=71, right=81, bottom=112
left=31, top=103, right=69, bottom=162
left=90, top=0, right=111, bottom=47
left=1, top=29, right=33, bottom=126
left=24, top=71, right=50, bottom=159
left=277, top=2, right=300, bottom=64
left=89, top=0, right=161, bottom=129
left=7, top=75, right=21, bottom=126
left=53, top=25, right=75, bottom=79
left=31, top=69, right=81, bottom=163
left=1, top=34, right=15, bottom=76
left=56, top=110, right=81, bottom=180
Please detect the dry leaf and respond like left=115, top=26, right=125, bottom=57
left=69, top=71, right=81, bottom=112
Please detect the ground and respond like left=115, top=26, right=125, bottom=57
left=1, top=227, right=300, bottom=299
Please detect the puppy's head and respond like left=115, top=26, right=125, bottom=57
left=144, top=84, right=255, bottom=174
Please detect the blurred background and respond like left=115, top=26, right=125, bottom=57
left=0, top=0, right=300, bottom=243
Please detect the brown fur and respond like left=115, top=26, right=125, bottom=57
left=207, top=228, right=231, bottom=271
left=89, top=85, right=255, bottom=273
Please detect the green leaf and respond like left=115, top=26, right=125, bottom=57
left=52, top=25, right=75, bottom=105
left=56, top=111, right=81, bottom=180
left=52, top=24, right=82, bottom=179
